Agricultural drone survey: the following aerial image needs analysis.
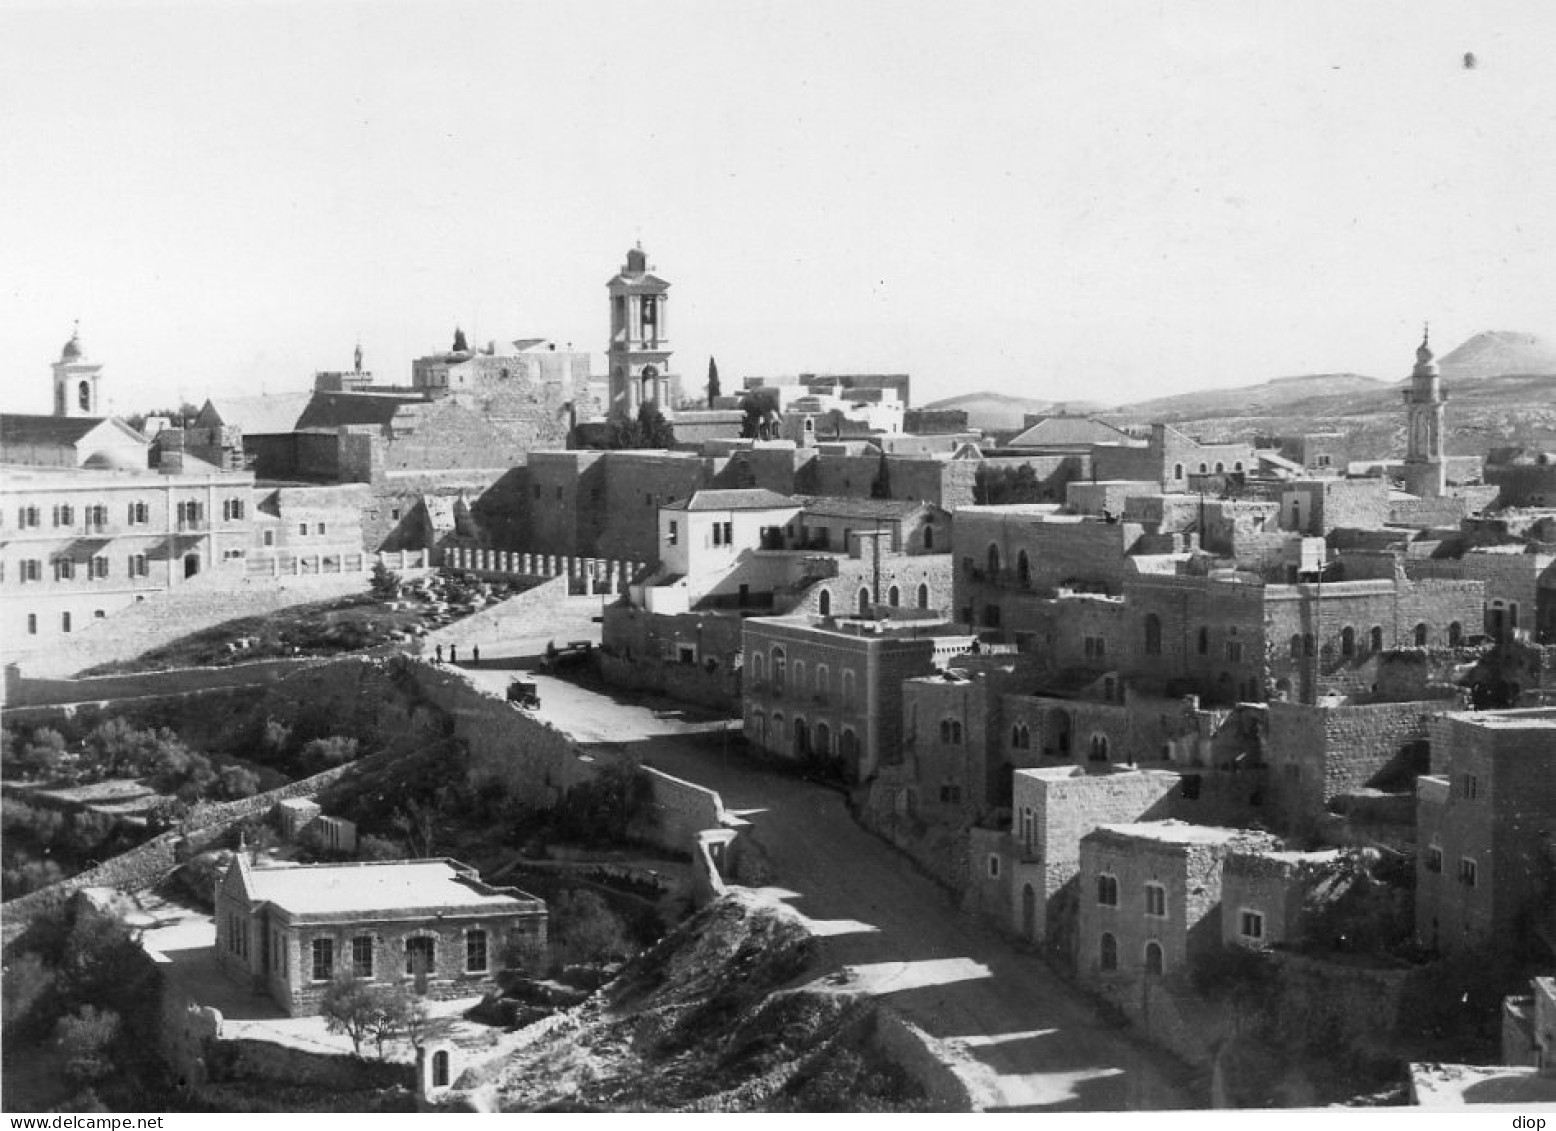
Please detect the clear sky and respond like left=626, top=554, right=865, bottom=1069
left=3, top=0, right=1553, bottom=416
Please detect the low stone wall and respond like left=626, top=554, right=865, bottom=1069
left=4, top=656, right=326, bottom=708
left=208, top=1037, right=413, bottom=1091
left=870, top=1008, right=978, bottom=1112
left=638, top=765, right=726, bottom=856
left=598, top=652, right=740, bottom=713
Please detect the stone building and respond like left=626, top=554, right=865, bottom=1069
left=1076, top=821, right=1280, bottom=983
left=1219, top=846, right=1350, bottom=949
left=742, top=613, right=974, bottom=780
left=605, top=244, right=675, bottom=421
left=1415, top=708, right=1556, bottom=958
left=1484, top=448, right=1556, bottom=509
left=1091, top=423, right=1256, bottom=492
left=214, top=856, right=547, bottom=1017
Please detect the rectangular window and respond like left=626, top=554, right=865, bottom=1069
left=316, top=522, right=326, bottom=535
left=722, top=521, right=733, bottom=546
left=1144, top=883, right=1166, bottom=918
left=1097, top=875, right=1119, bottom=906
left=90, top=556, right=109, bottom=579
left=54, top=558, right=75, bottom=581
left=27, top=613, right=37, bottom=635
left=22, top=559, right=41, bottom=582
left=311, top=938, right=334, bottom=981
left=299, top=524, right=308, bottom=536
left=405, top=936, right=435, bottom=977
left=1426, top=845, right=1443, bottom=873
left=1240, top=910, right=1264, bottom=940
left=352, top=936, right=374, bottom=979
left=667, top=520, right=678, bottom=546
left=263, top=530, right=274, bottom=547
left=711, top=521, right=723, bottom=547
left=466, top=930, right=488, bottom=973
left=1225, top=641, right=1244, bottom=662
left=1461, top=773, right=1479, bottom=800
left=1459, top=858, right=1478, bottom=887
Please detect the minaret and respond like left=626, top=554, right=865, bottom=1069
left=606, top=243, right=674, bottom=421
left=51, top=323, right=104, bottom=417
left=1401, top=324, right=1446, bottom=498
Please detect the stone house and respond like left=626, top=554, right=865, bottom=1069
left=1415, top=708, right=1556, bottom=958
left=1219, top=846, right=1349, bottom=949
left=1076, top=821, right=1280, bottom=983
left=214, top=856, right=547, bottom=1017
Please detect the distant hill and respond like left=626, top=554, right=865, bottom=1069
left=1435, top=331, right=1556, bottom=381
left=920, top=391, right=1110, bottom=432
left=1111, top=373, right=1386, bottom=422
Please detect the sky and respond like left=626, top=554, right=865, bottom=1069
left=3, top=0, right=1554, bottom=417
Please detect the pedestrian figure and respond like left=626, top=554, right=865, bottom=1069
left=435, top=643, right=444, bottom=664
left=472, top=644, right=481, bottom=667
left=450, top=644, right=458, bottom=665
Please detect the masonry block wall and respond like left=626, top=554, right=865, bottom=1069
left=1486, top=459, right=1556, bottom=508
left=600, top=452, right=711, bottom=562
left=1265, top=700, right=1432, bottom=834
left=796, top=552, right=953, bottom=620
left=1124, top=574, right=1269, bottom=705
left=903, top=675, right=993, bottom=819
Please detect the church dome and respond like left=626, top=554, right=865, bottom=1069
left=61, top=330, right=84, bottom=362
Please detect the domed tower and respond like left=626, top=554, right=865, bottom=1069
left=606, top=243, right=674, bottom=421
left=1401, top=325, right=1446, bottom=497
left=51, top=323, right=104, bottom=417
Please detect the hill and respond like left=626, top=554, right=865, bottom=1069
left=1111, top=372, right=1386, bottom=422
left=450, top=891, right=940, bottom=1112
left=1435, top=331, right=1556, bottom=382
left=920, top=391, right=1109, bottom=432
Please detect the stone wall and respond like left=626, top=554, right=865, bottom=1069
left=5, top=656, right=325, bottom=708
left=208, top=1036, right=414, bottom=1091
left=870, top=1009, right=977, bottom=1112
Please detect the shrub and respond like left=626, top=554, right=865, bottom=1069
left=56, top=1005, right=121, bottom=1084
left=550, top=890, right=631, bottom=968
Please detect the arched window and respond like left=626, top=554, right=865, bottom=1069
left=815, top=663, right=829, bottom=694
left=1100, top=932, right=1118, bottom=971
left=917, top=583, right=930, bottom=609
left=888, top=585, right=900, bottom=608
left=940, top=719, right=962, bottom=745
left=1144, top=613, right=1162, bottom=655
left=1215, top=461, right=1225, bottom=474
left=1089, top=734, right=1110, bottom=762
left=814, top=722, right=831, bottom=756
left=78, top=380, right=92, bottom=411
left=1016, top=549, right=1031, bottom=587
left=1414, top=623, right=1429, bottom=647
left=818, top=588, right=831, bottom=616
left=1050, top=709, right=1072, bottom=756
left=987, top=543, right=1001, bottom=577
left=858, top=587, right=870, bottom=616
left=771, top=647, right=786, bottom=691
left=1370, top=625, right=1384, bottom=653
left=1097, top=874, right=1118, bottom=905
left=751, top=653, right=765, bottom=683
left=771, top=713, right=785, bottom=747
left=1196, top=626, right=1209, bottom=655
left=1199, top=462, right=1209, bottom=474
left=923, top=526, right=934, bottom=550
left=432, top=1049, right=450, bottom=1088
left=792, top=660, right=805, bottom=690
left=1341, top=626, right=1356, bottom=657
left=1234, top=461, right=1244, bottom=472
left=793, top=718, right=810, bottom=755
left=1144, top=941, right=1164, bottom=976
left=1173, top=463, right=1185, bottom=481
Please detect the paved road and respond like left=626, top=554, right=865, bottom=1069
left=454, top=619, right=1199, bottom=1111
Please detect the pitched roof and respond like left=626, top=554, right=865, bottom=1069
left=2, top=414, right=117, bottom=448
left=1007, top=416, right=1135, bottom=447
left=663, top=488, right=798, bottom=512
left=795, top=495, right=931, bottom=520
left=296, top=391, right=424, bottom=430
left=201, top=393, right=313, bottom=435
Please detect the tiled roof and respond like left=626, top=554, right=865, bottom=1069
left=794, top=495, right=929, bottom=520
left=663, top=488, right=798, bottom=512
left=1007, top=416, right=1135, bottom=447
left=201, top=394, right=313, bottom=435
left=296, top=391, right=424, bottom=430
left=1, top=414, right=117, bottom=448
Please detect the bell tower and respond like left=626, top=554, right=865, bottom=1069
left=606, top=243, right=674, bottom=421
left=1401, top=325, right=1446, bottom=498
left=51, top=323, right=104, bottom=417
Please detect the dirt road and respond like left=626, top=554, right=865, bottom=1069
left=453, top=620, right=1199, bottom=1110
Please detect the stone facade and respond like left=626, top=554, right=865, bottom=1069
left=1415, top=708, right=1556, bottom=956
left=1077, top=821, right=1280, bottom=984
left=1219, top=847, right=1348, bottom=949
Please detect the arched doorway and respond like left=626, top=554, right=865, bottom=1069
left=917, top=583, right=930, bottom=609
left=1048, top=709, right=1072, bottom=757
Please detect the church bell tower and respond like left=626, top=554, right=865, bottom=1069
left=606, top=244, right=674, bottom=421
left=51, top=323, right=104, bottom=417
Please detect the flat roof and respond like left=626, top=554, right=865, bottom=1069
left=244, top=858, right=534, bottom=918
left=1090, top=820, right=1280, bottom=848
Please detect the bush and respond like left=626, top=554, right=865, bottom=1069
left=369, top=561, right=403, bottom=601
left=550, top=890, right=631, bottom=969
left=56, top=1006, right=121, bottom=1084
